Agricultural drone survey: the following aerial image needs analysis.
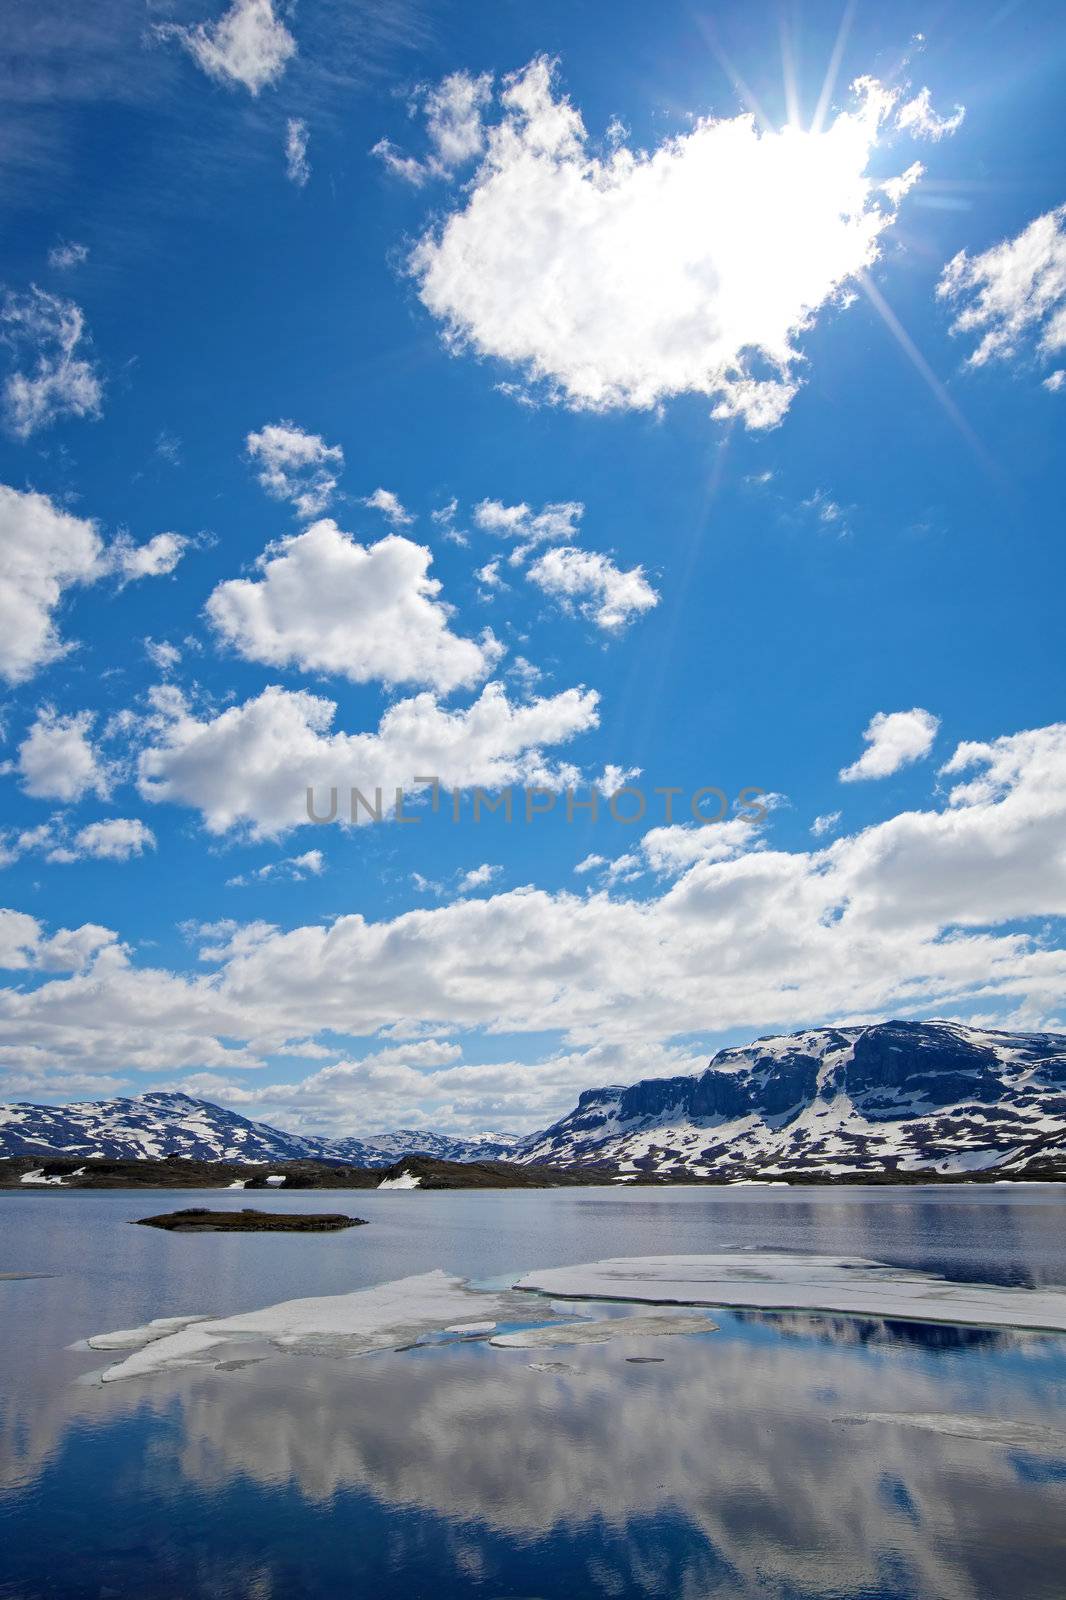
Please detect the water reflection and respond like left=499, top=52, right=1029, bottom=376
left=4, top=1309, right=1066, bottom=1599
left=4, top=1187, right=1066, bottom=1599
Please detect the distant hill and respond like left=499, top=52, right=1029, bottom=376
left=4, top=1021, right=1065, bottom=1180
left=0, top=1091, right=520, bottom=1167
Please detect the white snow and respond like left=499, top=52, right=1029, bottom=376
left=513, top=1253, right=1066, bottom=1333
left=444, top=1320, right=497, bottom=1334
left=840, top=1411, right=1066, bottom=1450
left=85, top=1314, right=213, bottom=1351
left=88, top=1270, right=560, bottom=1382
left=19, top=1168, right=66, bottom=1185
left=489, top=1313, right=716, bottom=1348
left=264, top=1175, right=285, bottom=1186
left=377, top=1170, right=422, bottom=1189
left=227, top=1179, right=247, bottom=1189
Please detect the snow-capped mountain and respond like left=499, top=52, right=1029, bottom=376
left=0, top=1092, right=519, bottom=1167
left=518, top=1021, right=1066, bottom=1178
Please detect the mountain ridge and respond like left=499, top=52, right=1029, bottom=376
left=3, top=1020, right=1065, bottom=1178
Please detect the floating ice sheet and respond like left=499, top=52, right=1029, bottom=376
left=88, top=1270, right=558, bottom=1382
left=841, top=1412, right=1066, bottom=1451
left=513, top=1254, right=1066, bottom=1333
left=490, top=1313, right=715, bottom=1349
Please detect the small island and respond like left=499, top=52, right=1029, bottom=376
left=133, top=1208, right=368, bottom=1233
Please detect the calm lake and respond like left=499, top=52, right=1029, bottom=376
left=2, top=1185, right=1066, bottom=1599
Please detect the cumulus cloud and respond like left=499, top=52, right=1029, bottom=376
left=409, top=59, right=920, bottom=427
left=473, top=498, right=583, bottom=563
left=5, top=718, right=1066, bottom=1100
left=17, top=708, right=112, bottom=803
left=1, top=286, right=102, bottom=438
left=527, top=546, right=658, bottom=631
left=50, top=818, right=156, bottom=864
left=373, top=70, right=493, bottom=185
left=938, top=205, right=1066, bottom=371
left=839, top=708, right=940, bottom=782
left=0, top=485, right=102, bottom=683
left=206, top=520, right=503, bottom=691
left=285, top=117, right=310, bottom=186
left=137, top=679, right=600, bottom=837
left=363, top=487, right=412, bottom=525
left=0, top=909, right=117, bottom=973
left=110, top=530, right=188, bottom=583
left=246, top=421, right=343, bottom=518
left=895, top=87, right=965, bottom=141
left=0, top=485, right=193, bottom=685
left=155, top=0, right=296, bottom=95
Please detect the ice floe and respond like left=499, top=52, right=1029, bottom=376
left=513, top=1253, right=1066, bottom=1333
left=85, top=1314, right=213, bottom=1351
left=840, top=1412, right=1066, bottom=1450
left=87, top=1270, right=557, bottom=1382
left=489, top=1313, right=715, bottom=1349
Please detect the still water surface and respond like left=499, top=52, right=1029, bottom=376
left=2, top=1185, right=1066, bottom=1599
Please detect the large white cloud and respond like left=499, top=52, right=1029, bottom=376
left=155, top=0, right=295, bottom=95
left=206, top=521, right=502, bottom=691
left=409, top=59, right=922, bottom=427
left=136, top=679, right=600, bottom=837
left=0, top=485, right=191, bottom=684
left=839, top=708, right=940, bottom=782
left=938, top=204, right=1066, bottom=371
left=2, top=719, right=1065, bottom=1118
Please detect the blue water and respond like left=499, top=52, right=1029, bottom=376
left=2, top=1185, right=1066, bottom=1598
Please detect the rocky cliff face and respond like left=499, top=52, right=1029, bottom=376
left=516, top=1021, right=1066, bottom=1177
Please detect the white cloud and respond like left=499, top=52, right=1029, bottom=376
left=0, top=909, right=117, bottom=973
left=285, top=117, right=310, bottom=186
left=363, top=487, right=412, bottom=525
left=1045, top=369, right=1065, bottom=393
left=110, top=530, right=188, bottom=584
left=410, top=59, right=919, bottom=427
left=0, top=486, right=182, bottom=685
left=17, top=707, right=112, bottom=803
left=810, top=810, right=842, bottom=837
left=227, top=848, right=324, bottom=887
left=1, top=286, right=102, bottom=438
left=137, top=679, right=600, bottom=837
left=527, top=546, right=658, bottom=631
left=895, top=87, right=965, bottom=141
left=47, top=240, right=89, bottom=271
left=0, top=485, right=102, bottom=684
left=473, top=498, right=583, bottom=562
left=63, top=819, right=156, bottom=863
left=938, top=205, right=1066, bottom=370
left=206, top=520, right=503, bottom=691
left=156, top=0, right=296, bottom=95
left=6, top=718, right=1066, bottom=1098
left=373, top=70, right=493, bottom=185
left=431, top=498, right=468, bottom=546
left=475, top=557, right=506, bottom=592
left=145, top=638, right=182, bottom=674
left=246, top=421, right=343, bottom=518
left=456, top=863, right=501, bottom=893
left=839, top=708, right=940, bottom=782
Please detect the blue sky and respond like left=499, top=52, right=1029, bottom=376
left=0, top=0, right=1064, bottom=1135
